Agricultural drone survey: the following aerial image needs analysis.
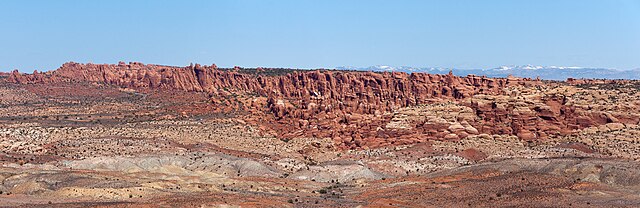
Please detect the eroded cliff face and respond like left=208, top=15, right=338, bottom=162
left=7, top=62, right=639, bottom=149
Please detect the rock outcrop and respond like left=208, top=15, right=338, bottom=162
left=8, top=62, right=639, bottom=149
left=8, top=62, right=532, bottom=101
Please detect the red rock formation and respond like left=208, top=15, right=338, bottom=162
left=6, top=63, right=530, bottom=144
left=8, top=62, right=537, bottom=112
left=18, top=62, right=638, bottom=149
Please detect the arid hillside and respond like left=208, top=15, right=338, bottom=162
left=8, top=62, right=639, bottom=148
left=1, top=62, right=639, bottom=207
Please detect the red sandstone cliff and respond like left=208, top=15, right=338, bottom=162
left=9, top=62, right=636, bottom=149
left=9, top=62, right=523, bottom=96
left=8, top=62, right=539, bottom=115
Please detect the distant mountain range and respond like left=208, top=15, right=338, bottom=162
left=336, top=65, right=640, bottom=80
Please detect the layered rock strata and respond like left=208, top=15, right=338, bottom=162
left=8, top=62, right=638, bottom=149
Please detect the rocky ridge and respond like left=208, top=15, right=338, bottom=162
left=2, top=64, right=640, bottom=207
left=7, top=62, right=639, bottom=149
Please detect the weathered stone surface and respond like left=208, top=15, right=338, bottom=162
left=7, top=62, right=640, bottom=149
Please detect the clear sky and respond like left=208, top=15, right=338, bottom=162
left=1, top=0, right=639, bottom=72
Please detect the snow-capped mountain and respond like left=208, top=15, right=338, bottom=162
left=493, top=65, right=586, bottom=71
left=335, top=65, right=640, bottom=80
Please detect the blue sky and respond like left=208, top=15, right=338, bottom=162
left=1, top=0, right=639, bottom=72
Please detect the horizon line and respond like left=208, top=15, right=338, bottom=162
left=2, top=61, right=639, bottom=73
